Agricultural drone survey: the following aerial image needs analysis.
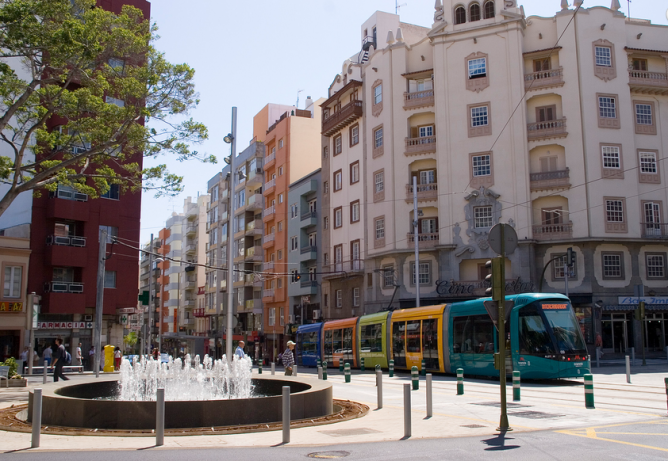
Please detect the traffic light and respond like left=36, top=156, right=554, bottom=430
left=567, top=247, right=575, bottom=268
left=292, top=272, right=301, bottom=283
left=634, top=301, right=646, bottom=321
left=484, top=257, right=504, bottom=301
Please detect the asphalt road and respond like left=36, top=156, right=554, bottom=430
left=3, top=420, right=668, bottom=461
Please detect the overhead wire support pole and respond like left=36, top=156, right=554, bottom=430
left=147, top=233, right=153, bottom=356
left=497, top=225, right=510, bottom=432
left=225, top=107, right=238, bottom=362
left=413, top=176, right=420, bottom=307
left=94, top=229, right=107, bottom=377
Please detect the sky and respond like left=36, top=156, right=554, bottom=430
left=139, top=0, right=668, bottom=244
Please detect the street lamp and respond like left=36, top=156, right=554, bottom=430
left=223, top=110, right=237, bottom=362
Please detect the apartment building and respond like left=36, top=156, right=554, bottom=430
left=0, top=237, right=31, bottom=360
left=321, top=2, right=668, bottom=356
left=254, top=100, right=323, bottom=361
left=287, top=169, right=323, bottom=328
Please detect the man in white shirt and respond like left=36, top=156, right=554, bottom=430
left=76, top=343, right=83, bottom=372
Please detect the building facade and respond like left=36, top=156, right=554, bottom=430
left=0, top=237, right=31, bottom=361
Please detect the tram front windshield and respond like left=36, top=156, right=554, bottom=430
left=519, top=301, right=587, bottom=358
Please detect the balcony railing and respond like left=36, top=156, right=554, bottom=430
left=405, top=135, right=436, bottom=156
left=263, top=289, right=275, bottom=299
left=524, top=67, right=564, bottom=91
left=47, top=281, right=84, bottom=293
left=530, top=168, right=570, bottom=191
left=46, top=235, right=86, bottom=247
left=532, top=222, right=573, bottom=240
left=324, top=260, right=364, bottom=278
left=264, top=178, right=276, bottom=191
left=263, top=233, right=275, bottom=245
left=403, top=90, right=434, bottom=109
left=300, top=245, right=317, bottom=254
left=193, top=308, right=206, bottom=317
left=245, top=299, right=255, bottom=311
left=628, top=70, right=668, bottom=91
left=301, top=210, right=317, bottom=221
left=246, top=194, right=262, bottom=210
left=407, top=232, right=439, bottom=249
left=185, top=244, right=196, bottom=254
left=641, top=223, right=668, bottom=238
left=527, top=118, right=567, bottom=141
left=300, top=280, right=318, bottom=289
left=263, top=205, right=275, bottom=219
left=322, top=100, right=363, bottom=137
left=265, top=152, right=276, bottom=165
left=405, top=183, right=437, bottom=202
left=263, top=261, right=275, bottom=271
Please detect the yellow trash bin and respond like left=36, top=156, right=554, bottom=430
left=104, top=345, right=115, bottom=372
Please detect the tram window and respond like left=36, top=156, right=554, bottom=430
left=519, top=305, right=555, bottom=355
left=343, top=328, right=353, bottom=361
left=361, top=324, right=383, bottom=352
left=301, top=332, right=318, bottom=355
left=333, top=329, right=342, bottom=355
left=453, top=315, right=493, bottom=354
left=324, top=330, right=333, bottom=361
left=392, top=322, right=406, bottom=367
left=406, top=320, right=421, bottom=353
left=422, top=319, right=439, bottom=369
left=541, top=303, right=587, bottom=352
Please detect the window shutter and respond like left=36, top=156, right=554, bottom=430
left=409, top=80, right=417, bottom=93
left=424, top=79, right=433, bottom=91
left=411, top=127, right=418, bottom=138
left=540, top=157, right=549, bottom=172
left=546, top=107, right=554, bottom=121
left=549, top=156, right=558, bottom=171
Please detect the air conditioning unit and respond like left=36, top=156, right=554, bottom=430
left=312, top=310, right=320, bottom=320
left=69, top=283, right=84, bottom=294
left=84, top=315, right=93, bottom=322
left=51, top=282, right=69, bottom=293
left=256, top=168, right=263, bottom=174
left=70, top=237, right=86, bottom=247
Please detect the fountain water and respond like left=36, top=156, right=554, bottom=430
left=118, top=354, right=253, bottom=401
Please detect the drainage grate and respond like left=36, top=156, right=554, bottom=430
left=461, top=424, right=487, bottom=428
left=307, top=451, right=351, bottom=458
left=472, top=402, right=531, bottom=408
left=510, top=411, right=564, bottom=419
left=318, top=428, right=382, bottom=437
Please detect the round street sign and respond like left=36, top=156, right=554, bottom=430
left=488, top=223, right=518, bottom=255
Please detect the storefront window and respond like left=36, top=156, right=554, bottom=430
left=574, top=307, right=593, bottom=344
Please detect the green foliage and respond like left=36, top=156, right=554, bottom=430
left=0, top=357, right=18, bottom=377
left=123, top=331, right=138, bottom=353
left=0, top=0, right=212, bottom=216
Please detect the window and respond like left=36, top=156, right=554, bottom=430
left=594, top=46, right=611, bottom=67
left=632, top=58, right=647, bottom=71
left=277, top=249, right=283, bottom=260
left=291, top=236, right=298, bottom=251
left=602, top=253, right=623, bottom=279
left=101, top=184, right=120, bottom=200
left=323, top=146, right=329, bottom=159
left=643, top=201, right=662, bottom=237
left=350, top=161, right=360, bottom=184
left=334, top=170, right=342, bottom=191
left=604, top=197, right=627, bottom=233
left=323, top=181, right=329, bottom=194
left=472, top=154, right=491, bottom=177
left=336, top=290, right=342, bottom=308
left=324, top=216, right=329, bottom=229
left=108, top=58, right=125, bottom=72
left=597, top=94, right=620, bottom=128
left=278, top=193, right=283, bottom=204
left=418, top=170, right=435, bottom=184
left=277, top=277, right=283, bottom=288
left=3, top=266, right=22, bottom=298
left=419, top=218, right=438, bottom=234
left=646, top=254, right=666, bottom=279
left=474, top=206, right=493, bottom=228
left=374, top=84, right=382, bottom=104
left=278, top=139, right=284, bottom=149
left=640, top=152, right=657, bottom=174
left=374, top=127, right=383, bottom=148
left=375, top=217, right=385, bottom=239
left=374, top=170, right=384, bottom=203
left=602, top=146, right=620, bottom=169
left=468, top=58, right=486, bottom=79
left=382, top=265, right=394, bottom=288
left=639, top=150, right=660, bottom=184
left=350, top=124, right=359, bottom=146
left=483, top=1, right=495, bottom=18
left=601, top=144, right=623, bottom=179
left=324, top=293, right=328, bottom=308
left=411, top=262, right=431, bottom=286
left=351, top=200, right=360, bottom=223
left=634, top=101, right=656, bottom=135
left=105, top=96, right=125, bottom=107
left=104, top=270, right=117, bottom=288
left=280, top=308, right=285, bottom=326
left=334, top=135, right=342, bottom=155
left=533, top=58, right=551, bottom=72
left=353, top=287, right=360, bottom=307
left=334, top=207, right=342, bottom=228
left=290, top=203, right=298, bottom=218
left=471, top=106, right=488, bottom=127
left=542, top=208, right=563, bottom=225
left=470, top=3, right=481, bottom=21
left=455, top=6, right=466, bottom=24
left=552, top=252, right=576, bottom=280
left=99, top=225, right=118, bottom=243
left=309, top=199, right=316, bottom=212
left=269, top=308, right=275, bottom=326
left=468, top=102, right=492, bottom=137
left=278, top=166, right=284, bottom=176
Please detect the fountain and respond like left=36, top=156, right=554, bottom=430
left=27, top=354, right=333, bottom=430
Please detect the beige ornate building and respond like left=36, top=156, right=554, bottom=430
left=321, top=1, right=668, bottom=355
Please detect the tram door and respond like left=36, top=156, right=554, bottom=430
left=601, top=313, right=629, bottom=353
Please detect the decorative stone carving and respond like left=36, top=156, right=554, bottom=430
left=504, top=0, right=517, bottom=7
left=561, top=0, right=569, bottom=10
left=434, top=0, right=445, bottom=22
left=610, top=0, right=621, bottom=11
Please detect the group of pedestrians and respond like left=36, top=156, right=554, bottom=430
left=235, top=339, right=297, bottom=376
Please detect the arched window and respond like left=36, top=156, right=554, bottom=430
left=470, top=3, right=481, bottom=22
left=455, top=6, right=466, bottom=24
left=483, top=1, right=495, bottom=19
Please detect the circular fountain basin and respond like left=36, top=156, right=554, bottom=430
left=28, top=375, right=333, bottom=430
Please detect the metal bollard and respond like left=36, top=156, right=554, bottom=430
left=584, top=374, right=595, bottom=409
left=421, top=359, right=426, bottom=376
left=596, top=347, right=600, bottom=368
left=665, top=346, right=668, bottom=364
left=426, top=373, right=433, bottom=418
left=457, top=368, right=464, bottom=395
left=317, top=366, right=323, bottom=380
left=322, top=361, right=328, bottom=381
left=31, top=388, right=42, bottom=448
left=376, top=369, right=383, bottom=409
left=271, top=362, right=275, bottom=375
left=282, top=386, right=290, bottom=444
left=156, top=388, right=165, bottom=446
left=258, top=363, right=263, bottom=374
left=389, top=360, right=394, bottom=378
left=317, top=359, right=322, bottom=369
left=339, top=361, right=344, bottom=372
left=630, top=347, right=635, bottom=366
left=344, top=363, right=351, bottom=383
left=664, top=377, right=668, bottom=415
left=411, top=366, right=419, bottom=390
left=361, top=357, right=365, bottom=372
left=626, top=356, right=631, bottom=384
left=42, top=362, right=47, bottom=384
left=403, top=383, right=411, bottom=438
left=294, top=364, right=298, bottom=377
left=513, top=371, right=521, bottom=401
left=375, top=364, right=381, bottom=386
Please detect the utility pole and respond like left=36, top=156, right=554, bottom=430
left=94, top=228, right=107, bottom=377
left=412, top=176, right=420, bottom=307
left=147, top=233, right=153, bottom=356
left=225, top=107, right=238, bottom=362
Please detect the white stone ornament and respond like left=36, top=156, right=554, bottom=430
left=561, top=0, right=569, bottom=10
left=396, top=28, right=404, bottom=43
left=610, top=0, right=621, bottom=12
left=504, top=0, right=516, bottom=7
left=386, top=30, right=395, bottom=45
left=434, top=0, right=445, bottom=22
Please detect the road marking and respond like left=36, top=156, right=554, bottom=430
left=557, top=420, right=668, bottom=453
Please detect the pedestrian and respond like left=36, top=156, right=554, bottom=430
left=88, top=346, right=95, bottom=371
left=152, top=348, right=159, bottom=361
left=114, top=347, right=122, bottom=370
left=20, top=347, right=28, bottom=372
left=76, top=343, right=83, bottom=372
left=51, top=338, right=69, bottom=382
left=235, top=341, right=246, bottom=360
left=595, top=334, right=604, bottom=357
left=42, top=344, right=52, bottom=367
left=282, top=341, right=295, bottom=376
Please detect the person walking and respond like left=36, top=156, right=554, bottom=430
left=20, top=347, right=28, bottom=373
left=235, top=341, right=246, bottom=360
left=282, top=341, right=296, bottom=376
left=75, top=343, right=83, bottom=372
left=51, top=338, right=69, bottom=382
left=42, top=344, right=52, bottom=368
left=114, top=347, right=122, bottom=370
left=88, top=346, right=96, bottom=371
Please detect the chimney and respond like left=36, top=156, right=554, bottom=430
left=305, top=96, right=314, bottom=115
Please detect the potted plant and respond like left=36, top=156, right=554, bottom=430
left=0, top=358, right=27, bottom=387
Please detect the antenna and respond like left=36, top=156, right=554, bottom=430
left=627, top=0, right=631, bottom=19
left=296, top=89, right=304, bottom=109
left=396, top=1, right=407, bottom=14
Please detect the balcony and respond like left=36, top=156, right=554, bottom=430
left=245, top=246, right=262, bottom=262
left=242, top=299, right=255, bottom=313
left=264, top=151, right=276, bottom=169
left=262, top=289, right=275, bottom=301
left=524, top=67, right=564, bottom=91
left=527, top=118, right=567, bottom=142
left=300, top=279, right=318, bottom=295
left=246, top=194, right=262, bottom=211
left=263, top=261, right=275, bottom=272
left=185, top=244, right=197, bottom=255
left=628, top=70, right=668, bottom=95
left=263, top=205, right=275, bottom=222
left=403, top=90, right=435, bottom=110
left=407, top=232, right=439, bottom=249
left=193, top=307, right=206, bottom=318
left=405, top=183, right=437, bottom=202
left=405, top=136, right=436, bottom=156
left=186, top=207, right=198, bottom=221
left=246, top=169, right=263, bottom=186
left=182, top=318, right=195, bottom=326
left=530, top=168, right=571, bottom=191
left=220, top=211, right=228, bottom=223
left=263, top=178, right=276, bottom=197
left=184, top=280, right=196, bottom=290
left=262, top=232, right=275, bottom=249
left=300, top=245, right=317, bottom=261
left=46, top=192, right=90, bottom=222
left=47, top=281, right=84, bottom=294
left=45, top=237, right=88, bottom=267
left=300, top=210, right=317, bottom=227
left=184, top=299, right=196, bottom=308
left=186, top=222, right=197, bottom=237
left=532, top=222, right=573, bottom=241
left=322, top=100, right=363, bottom=137
left=323, top=260, right=364, bottom=279
left=641, top=223, right=668, bottom=239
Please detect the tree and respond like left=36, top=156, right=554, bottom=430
left=123, top=331, right=138, bottom=354
left=0, top=0, right=212, bottom=217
